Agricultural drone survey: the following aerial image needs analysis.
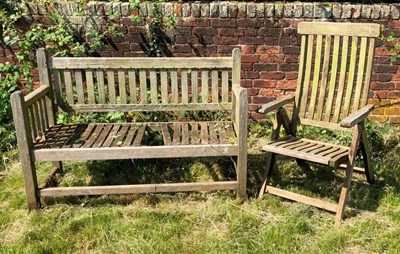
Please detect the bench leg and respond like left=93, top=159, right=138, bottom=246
left=52, top=161, right=63, bottom=174
left=237, top=152, right=247, bottom=202
left=21, top=158, right=41, bottom=210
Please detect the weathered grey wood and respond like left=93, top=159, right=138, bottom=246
left=308, top=34, right=323, bottom=119
left=181, top=70, right=188, bottom=104
left=201, top=70, right=209, bottom=103
left=160, top=70, right=168, bottom=104
left=93, top=124, right=113, bottom=148
left=298, top=22, right=380, bottom=37
left=324, top=35, right=340, bottom=122
left=200, top=122, right=209, bottom=145
left=39, top=181, right=238, bottom=197
left=132, top=125, right=146, bottom=146
left=209, top=122, right=218, bottom=144
left=190, top=123, right=200, bottom=145
left=161, top=123, right=172, bottom=145
left=64, top=70, right=74, bottom=104
left=83, top=124, right=104, bottom=148
left=28, top=105, right=38, bottom=139
left=361, top=38, right=376, bottom=107
left=73, top=124, right=94, bottom=148
left=191, top=70, right=198, bottom=103
left=211, top=70, right=219, bottom=103
left=342, top=36, right=359, bottom=118
left=139, top=70, right=147, bottom=104
left=266, top=186, right=338, bottom=212
left=150, top=70, right=158, bottom=104
left=221, top=70, right=229, bottom=103
left=258, top=94, right=295, bottom=114
left=299, top=34, right=314, bottom=117
left=232, top=48, right=241, bottom=86
left=32, top=144, right=238, bottom=161
left=86, top=70, right=95, bottom=104
left=107, top=70, right=116, bottom=103
left=51, top=57, right=234, bottom=69
left=340, top=105, right=374, bottom=128
left=181, top=122, right=189, bottom=145
left=112, top=125, right=129, bottom=147
left=123, top=126, right=137, bottom=147
left=103, top=124, right=120, bottom=147
left=299, top=118, right=353, bottom=132
left=353, top=37, right=368, bottom=111
left=96, top=70, right=106, bottom=104
left=172, top=123, right=181, bottom=145
left=315, top=35, right=332, bottom=121
left=75, top=70, right=84, bottom=104
left=11, top=91, right=40, bottom=209
left=53, top=70, right=63, bottom=107
left=171, top=70, right=178, bottom=103
left=24, top=86, right=50, bottom=107
left=118, top=70, right=127, bottom=104
left=128, top=70, right=137, bottom=103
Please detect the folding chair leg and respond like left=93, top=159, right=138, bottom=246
left=359, top=123, right=374, bottom=184
left=335, top=124, right=362, bottom=226
left=258, top=153, right=276, bottom=199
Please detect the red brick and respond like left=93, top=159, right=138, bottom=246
left=375, top=47, right=393, bottom=56
left=253, top=80, right=276, bottom=88
left=239, top=37, right=261, bottom=45
left=252, top=96, right=275, bottom=104
left=389, top=20, right=400, bottom=29
left=242, top=71, right=260, bottom=79
left=373, top=91, right=388, bottom=99
left=213, top=36, right=238, bottom=45
left=193, top=27, right=218, bottom=36
left=217, top=45, right=240, bottom=54
left=259, top=88, right=274, bottom=96
left=211, top=19, right=236, bottom=28
left=370, top=82, right=395, bottom=90
left=175, top=3, right=182, bottom=17
left=385, top=107, right=400, bottom=115
left=277, top=80, right=297, bottom=89
left=241, top=54, right=259, bottom=63
left=392, top=74, right=400, bottom=81
left=218, top=28, right=243, bottom=37
left=282, top=46, right=300, bottom=54
left=237, top=18, right=264, bottom=28
left=375, top=65, right=398, bottom=74
left=254, top=63, right=278, bottom=72
left=241, top=80, right=252, bottom=87
left=260, top=71, right=285, bottom=80
left=388, top=91, right=400, bottom=99
left=243, top=28, right=258, bottom=37
left=389, top=116, right=400, bottom=124
left=247, top=88, right=260, bottom=96
left=241, top=63, right=253, bottom=71
left=377, top=74, right=392, bottom=82
left=196, top=19, right=210, bottom=27
left=285, top=55, right=299, bottom=63
left=241, top=45, right=255, bottom=54
left=260, top=54, right=285, bottom=63
left=279, top=63, right=298, bottom=72
left=256, top=46, right=280, bottom=54
left=285, top=72, right=298, bottom=80
left=181, top=17, right=197, bottom=27
left=369, top=115, right=388, bottom=122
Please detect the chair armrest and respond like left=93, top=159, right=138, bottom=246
left=340, top=105, right=374, bottom=128
left=257, top=94, right=295, bottom=114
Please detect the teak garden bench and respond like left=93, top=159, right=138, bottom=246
left=11, top=48, right=248, bottom=210
left=257, top=22, right=379, bottom=226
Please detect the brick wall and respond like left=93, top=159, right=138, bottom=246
left=3, top=1, right=400, bottom=123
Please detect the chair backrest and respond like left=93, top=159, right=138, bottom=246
left=293, top=22, right=380, bottom=131
left=44, top=49, right=241, bottom=113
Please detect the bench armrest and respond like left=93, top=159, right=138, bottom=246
left=232, top=84, right=248, bottom=143
left=257, top=94, right=295, bottom=114
left=340, top=105, right=374, bottom=128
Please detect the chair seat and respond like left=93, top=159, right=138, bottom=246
left=261, top=136, right=349, bottom=168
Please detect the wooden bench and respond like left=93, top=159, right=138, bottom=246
left=11, top=48, right=248, bottom=210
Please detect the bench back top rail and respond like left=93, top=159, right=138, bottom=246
left=45, top=49, right=241, bottom=113
left=293, top=22, right=380, bottom=130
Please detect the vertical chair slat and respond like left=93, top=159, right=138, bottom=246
left=333, top=36, right=350, bottom=123
left=86, top=70, right=95, bottom=104
left=96, top=70, right=106, bottom=104
left=221, top=70, right=229, bottom=103
left=353, top=37, right=368, bottom=111
left=75, top=70, right=84, bottom=104
left=191, top=70, right=198, bottom=103
left=293, top=35, right=307, bottom=132
left=118, top=70, right=127, bottom=104
left=299, top=34, right=314, bottom=118
left=308, top=34, right=323, bottom=119
left=342, top=36, right=359, bottom=118
left=150, top=70, right=158, bottom=104
left=139, top=69, right=147, bottom=104
left=160, top=70, right=168, bottom=104
left=211, top=70, right=219, bottom=103
left=64, top=70, right=74, bottom=104
left=53, top=70, right=63, bottom=107
left=181, top=69, right=188, bottom=104
left=107, top=70, right=116, bottom=103
left=201, top=70, right=209, bottom=103
left=361, top=38, right=376, bottom=107
left=315, top=35, right=332, bottom=121
left=324, top=35, right=340, bottom=122
left=128, top=70, right=137, bottom=103
left=28, top=106, right=37, bottom=140
left=171, top=70, right=178, bottom=103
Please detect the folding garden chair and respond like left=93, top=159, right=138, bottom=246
left=258, top=22, right=380, bottom=226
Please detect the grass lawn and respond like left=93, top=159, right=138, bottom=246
left=0, top=122, right=399, bottom=253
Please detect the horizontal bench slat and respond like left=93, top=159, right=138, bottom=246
left=32, top=144, right=238, bottom=161
left=24, top=86, right=50, bottom=107
left=50, top=57, right=233, bottom=69
left=61, top=103, right=233, bottom=112
left=38, top=181, right=238, bottom=197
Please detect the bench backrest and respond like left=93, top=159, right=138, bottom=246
left=41, top=49, right=241, bottom=113
left=293, top=22, right=380, bottom=130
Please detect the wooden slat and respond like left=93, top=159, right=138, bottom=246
left=190, top=123, right=200, bottom=144
left=299, top=35, right=314, bottom=117
left=40, top=97, right=50, bottom=130
left=160, top=70, right=168, bottom=104
left=85, top=70, right=95, bottom=104
left=139, top=69, right=147, bottom=104
left=150, top=70, right=158, bottom=104
left=24, top=86, right=50, bottom=107
left=132, top=125, right=146, bottom=146
left=353, top=37, right=368, bottom=111
left=209, top=122, right=218, bottom=144
left=181, top=122, right=189, bottom=145
left=315, top=35, right=331, bottom=121
left=308, top=34, right=323, bottom=119
left=68, top=103, right=231, bottom=112
left=172, top=123, right=181, bottom=145
left=62, top=125, right=86, bottom=148
left=64, top=70, right=74, bottom=104
left=29, top=105, right=38, bottom=138
left=33, top=101, right=44, bottom=135
left=128, top=70, right=137, bottom=103
left=118, top=70, right=127, bottom=103
left=191, top=70, right=198, bottom=103
left=332, top=36, right=350, bottom=122
left=171, top=70, right=178, bottom=103
left=112, top=125, right=129, bottom=147
left=293, top=35, right=307, bottom=132
left=51, top=57, right=234, bottom=69
left=342, top=36, right=359, bottom=118
left=39, top=181, right=238, bottom=197
left=181, top=70, right=188, bottom=103
left=75, top=70, right=84, bottom=104
left=102, top=124, right=121, bottom=147
left=73, top=124, right=94, bottom=148
left=161, top=123, right=172, bottom=145
left=266, top=186, right=338, bottom=212
left=93, top=124, right=113, bottom=148
left=53, top=70, right=63, bottom=106
left=211, top=70, right=219, bottom=103
left=107, top=70, right=116, bottom=103
left=298, top=22, right=380, bottom=37
left=96, top=70, right=106, bottom=104
left=123, top=126, right=137, bottom=147
left=200, top=122, right=209, bottom=145
left=83, top=124, right=104, bottom=148
left=361, top=38, right=376, bottom=107
left=201, top=70, right=209, bottom=103
left=33, top=144, right=238, bottom=161
left=324, top=35, right=340, bottom=121
left=299, top=118, right=353, bottom=132
left=221, top=70, right=229, bottom=103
